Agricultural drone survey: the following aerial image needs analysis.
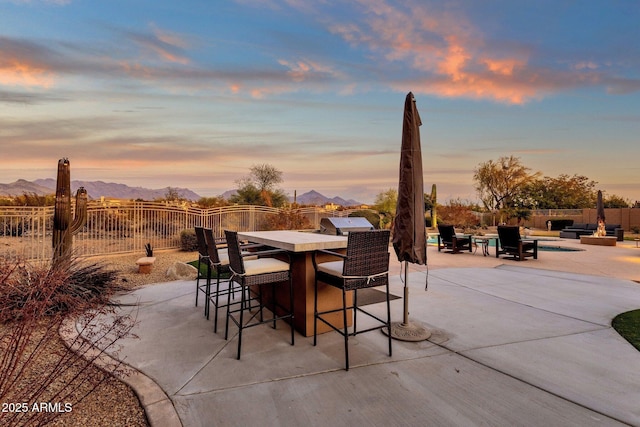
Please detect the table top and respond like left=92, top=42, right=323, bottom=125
left=237, top=230, right=348, bottom=252
left=473, top=234, right=498, bottom=241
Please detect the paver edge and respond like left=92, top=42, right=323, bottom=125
left=59, top=316, right=183, bottom=427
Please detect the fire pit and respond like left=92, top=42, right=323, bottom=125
left=580, top=236, right=616, bottom=246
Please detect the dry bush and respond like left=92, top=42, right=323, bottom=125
left=438, top=200, right=480, bottom=229
left=0, top=257, right=137, bottom=427
left=263, top=208, right=313, bottom=230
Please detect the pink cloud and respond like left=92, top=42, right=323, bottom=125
left=0, top=59, right=55, bottom=88
left=328, top=1, right=595, bottom=104
left=127, top=25, right=191, bottom=65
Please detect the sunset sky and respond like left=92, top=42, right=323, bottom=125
left=1, top=0, right=639, bottom=204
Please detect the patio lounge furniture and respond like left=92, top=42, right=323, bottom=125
left=312, top=230, right=392, bottom=371
left=437, top=224, right=472, bottom=254
left=496, top=226, right=538, bottom=261
left=559, top=223, right=624, bottom=241
left=224, top=230, right=294, bottom=360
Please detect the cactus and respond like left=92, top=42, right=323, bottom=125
left=144, top=243, right=154, bottom=257
left=430, top=183, right=437, bottom=228
left=52, top=158, right=88, bottom=262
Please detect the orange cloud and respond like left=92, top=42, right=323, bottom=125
left=328, top=1, right=556, bottom=104
left=437, top=37, right=470, bottom=81
left=150, top=26, right=190, bottom=65
left=278, top=58, right=341, bottom=82
left=0, top=59, right=55, bottom=88
left=483, top=58, right=525, bottom=76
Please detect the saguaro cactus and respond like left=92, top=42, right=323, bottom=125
left=52, top=158, right=88, bottom=262
left=430, top=183, right=437, bottom=228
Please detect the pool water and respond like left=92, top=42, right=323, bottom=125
left=538, top=245, right=584, bottom=252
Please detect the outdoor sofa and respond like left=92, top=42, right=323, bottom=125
left=558, top=223, right=624, bottom=241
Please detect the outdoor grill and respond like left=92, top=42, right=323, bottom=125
left=319, top=217, right=374, bottom=235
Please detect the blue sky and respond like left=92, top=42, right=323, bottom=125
left=1, top=0, right=639, bottom=204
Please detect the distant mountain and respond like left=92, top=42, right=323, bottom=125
left=0, top=179, right=53, bottom=197
left=0, top=179, right=201, bottom=201
left=221, top=189, right=362, bottom=206
left=221, top=189, right=238, bottom=200
left=294, top=190, right=362, bottom=207
left=1, top=180, right=359, bottom=205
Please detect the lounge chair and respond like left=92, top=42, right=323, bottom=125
left=437, top=224, right=472, bottom=254
left=496, top=226, right=538, bottom=261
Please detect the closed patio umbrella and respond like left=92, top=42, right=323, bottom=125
left=597, top=190, right=605, bottom=224
left=596, top=190, right=606, bottom=236
left=387, top=92, right=431, bottom=341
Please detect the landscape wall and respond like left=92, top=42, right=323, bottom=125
left=529, top=208, right=640, bottom=231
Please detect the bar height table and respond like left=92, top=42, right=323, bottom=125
left=237, top=230, right=349, bottom=337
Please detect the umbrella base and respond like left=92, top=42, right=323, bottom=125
left=383, top=321, right=431, bottom=342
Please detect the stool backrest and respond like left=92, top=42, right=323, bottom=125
left=343, top=230, right=390, bottom=277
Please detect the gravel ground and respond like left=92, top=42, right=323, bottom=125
left=102, top=249, right=199, bottom=290
left=1, top=250, right=198, bottom=427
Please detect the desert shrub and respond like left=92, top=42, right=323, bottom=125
left=0, top=257, right=134, bottom=426
left=438, top=200, right=480, bottom=228
left=263, top=208, right=313, bottom=230
left=86, top=211, right=132, bottom=237
left=348, top=210, right=380, bottom=229
left=181, top=229, right=198, bottom=251
left=0, top=257, right=121, bottom=321
left=0, top=216, right=26, bottom=237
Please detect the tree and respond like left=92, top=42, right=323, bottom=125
left=230, top=164, right=288, bottom=207
left=373, top=188, right=397, bottom=229
left=250, top=164, right=283, bottom=192
left=438, top=198, right=479, bottom=229
left=196, top=196, right=228, bottom=208
left=604, top=194, right=630, bottom=208
left=14, top=192, right=56, bottom=206
left=473, top=156, right=539, bottom=221
left=164, top=187, right=181, bottom=202
left=521, top=174, right=597, bottom=209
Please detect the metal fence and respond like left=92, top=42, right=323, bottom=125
left=0, top=202, right=358, bottom=262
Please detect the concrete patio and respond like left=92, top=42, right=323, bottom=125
left=82, top=237, right=640, bottom=426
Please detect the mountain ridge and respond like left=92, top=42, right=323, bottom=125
left=0, top=180, right=363, bottom=206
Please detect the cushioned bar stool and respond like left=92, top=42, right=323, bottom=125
left=194, top=226, right=210, bottom=315
left=313, top=229, right=392, bottom=371
left=224, top=230, right=295, bottom=360
left=202, top=227, right=237, bottom=333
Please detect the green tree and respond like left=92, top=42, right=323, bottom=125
left=162, top=187, right=186, bottom=203
left=604, top=194, right=630, bottom=208
left=348, top=210, right=381, bottom=229
left=373, top=188, right=397, bottom=229
left=230, top=164, right=288, bottom=207
left=196, top=196, right=228, bottom=208
left=473, top=156, right=539, bottom=222
left=521, top=174, right=597, bottom=209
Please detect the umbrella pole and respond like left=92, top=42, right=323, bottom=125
left=403, top=261, right=410, bottom=324
left=384, top=261, right=431, bottom=342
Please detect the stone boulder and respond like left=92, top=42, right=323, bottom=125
left=166, top=262, right=198, bottom=281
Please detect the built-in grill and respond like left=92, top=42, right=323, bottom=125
left=319, top=217, right=374, bottom=235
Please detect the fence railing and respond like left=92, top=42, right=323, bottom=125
left=0, top=202, right=359, bottom=262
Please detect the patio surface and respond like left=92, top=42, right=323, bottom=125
left=84, top=236, right=640, bottom=426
